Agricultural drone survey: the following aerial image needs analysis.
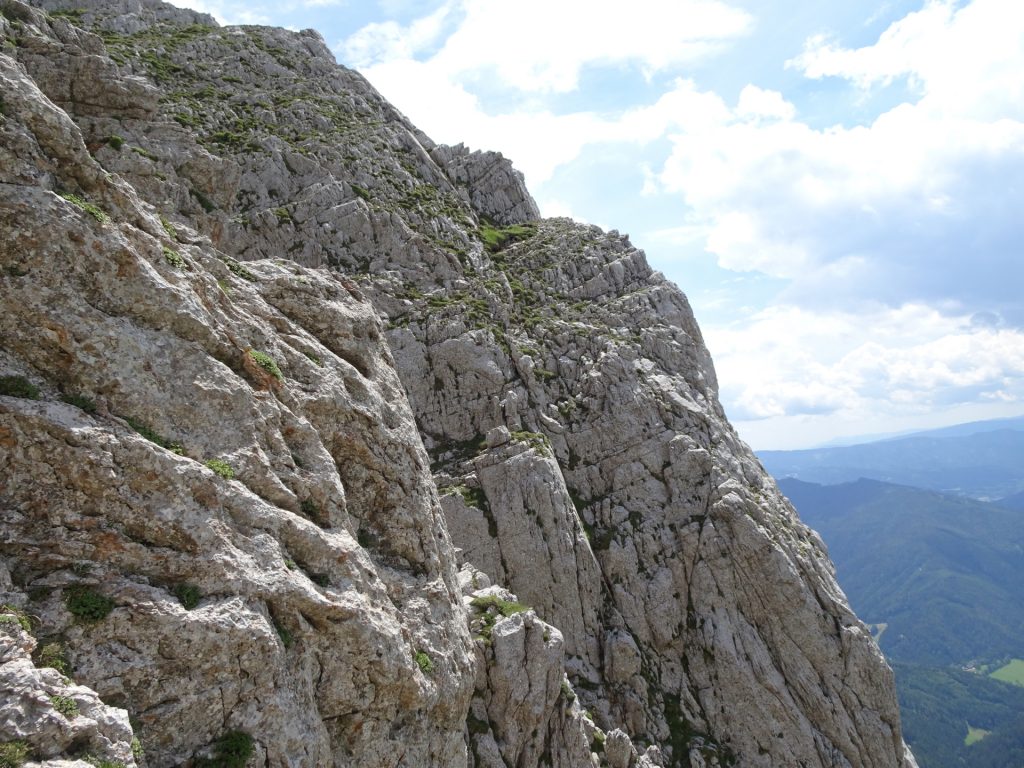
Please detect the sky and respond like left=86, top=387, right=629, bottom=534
left=172, top=0, right=1024, bottom=450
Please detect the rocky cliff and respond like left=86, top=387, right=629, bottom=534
left=0, top=1, right=916, bottom=766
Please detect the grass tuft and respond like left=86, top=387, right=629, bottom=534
left=0, top=741, right=29, bottom=768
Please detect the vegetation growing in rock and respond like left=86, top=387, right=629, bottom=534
left=223, top=257, right=255, bottom=281
left=478, top=222, right=536, bottom=252
left=130, top=145, right=159, bottom=161
left=560, top=679, right=576, bottom=703
left=0, top=375, right=39, bottom=399
left=61, top=393, right=96, bottom=413
left=470, top=594, right=530, bottom=617
left=64, top=586, right=115, bottom=622
left=159, top=215, right=177, bottom=239
left=58, top=192, right=109, bottom=223
left=194, top=731, right=254, bottom=768
left=509, top=430, right=552, bottom=457
left=84, top=758, right=128, bottom=768
left=163, top=247, right=186, bottom=269
left=0, top=605, right=30, bottom=632
left=274, top=617, right=293, bottom=648
left=443, top=484, right=489, bottom=511
left=249, top=350, right=283, bottom=381
left=0, top=741, right=29, bottom=768
left=190, top=186, right=217, bottom=213
left=299, top=498, right=326, bottom=528
left=470, top=594, right=531, bottom=644
left=415, top=650, right=434, bottom=674
left=35, top=642, right=70, bottom=675
left=49, top=694, right=78, bottom=718
left=204, top=458, right=235, bottom=479
left=174, top=584, right=201, bottom=610
left=124, top=417, right=184, bottom=454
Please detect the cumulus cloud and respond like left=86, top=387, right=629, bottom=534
left=342, top=0, right=751, bottom=91
left=342, top=2, right=455, bottom=64
left=790, top=0, right=1024, bottom=120
left=653, top=0, right=1024, bottom=322
left=338, top=2, right=751, bottom=184
left=707, top=304, right=1024, bottom=424
left=169, top=0, right=274, bottom=24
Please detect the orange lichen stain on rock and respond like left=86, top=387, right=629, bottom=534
left=41, top=321, right=74, bottom=356
left=91, top=531, right=128, bottom=559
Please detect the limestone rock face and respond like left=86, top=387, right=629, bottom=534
left=1, top=599, right=137, bottom=765
left=430, top=143, right=541, bottom=226
left=1, top=1, right=917, bottom=766
left=1, top=5, right=472, bottom=764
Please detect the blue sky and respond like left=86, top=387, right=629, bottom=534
left=176, top=0, right=1024, bottom=449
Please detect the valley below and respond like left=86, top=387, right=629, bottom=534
left=767, top=420, right=1024, bottom=768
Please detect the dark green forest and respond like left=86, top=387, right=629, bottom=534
left=896, top=665, right=1024, bottom=768
left=776, top=474, right=1024, bottom=767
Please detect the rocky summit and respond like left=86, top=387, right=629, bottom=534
left=0, top=1, right=918, bottom=766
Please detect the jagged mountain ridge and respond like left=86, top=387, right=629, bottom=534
left=0, top=1, right=915, bottom=766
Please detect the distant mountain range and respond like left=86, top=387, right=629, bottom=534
left=762, top=416, right=1024, bottom=499
left=776, top=476, right=1024, bottom=767
left=816, top=415, right=1024, bottom=447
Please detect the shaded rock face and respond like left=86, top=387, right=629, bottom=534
left=0, top=1, right=915, bottom=766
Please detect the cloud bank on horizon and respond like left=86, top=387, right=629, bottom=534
left=175, top=0, right=1024, bottom=449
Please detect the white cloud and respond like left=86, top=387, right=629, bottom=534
left=652, top=0, right=1024, bottom=324
left=351, top=58, right=620, bottom=183
left=343, top=0, right=751, bottom=92
left=342, top=2, right=455, bottom=65
left=735, top=84, right=796, bottom=122
left=707, top=304, right=1024, bottom=427
left=789, top=0, right=1024, bottom=120
left=338, top=2, right=752, bottom=185
left=168, top=0, right=273, bottom=24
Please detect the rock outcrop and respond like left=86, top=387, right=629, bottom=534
left=0, top=1, right=916, bottom=766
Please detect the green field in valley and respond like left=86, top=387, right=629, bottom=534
left=990, top=658, right=1024, bottom=686
left=965, top=725, right=991, bottom=746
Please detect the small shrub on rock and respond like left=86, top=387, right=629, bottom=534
left=415, top=650, right=433, bottom=674
left=0, top=375, right=39, bottom=399
left=173, top=584, right=201, bottom=610
left=64, top=586, right=114, bottom=622
left=204, top=458, right=234, bottom=479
